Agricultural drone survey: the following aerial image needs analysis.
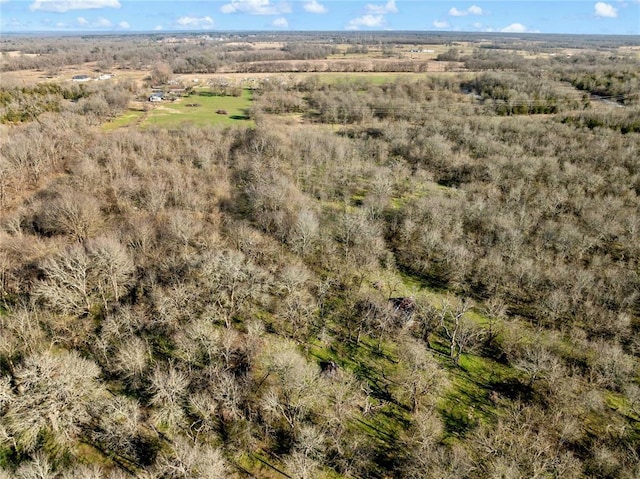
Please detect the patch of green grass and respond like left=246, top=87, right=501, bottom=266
left=102, top=109, right=145, bottom=131
left=395, top=267, right=451, bottom=299
left=308, top=327, right=410, bottom=442
left=0, top=446, right=18, bottom=471
left=436, top=352, right=517, bottom=439
left=241, top=452, right=290, bottom=479
left=605, top=391, right=628, bottom=413
left=142, top=89, right=254, bottom=129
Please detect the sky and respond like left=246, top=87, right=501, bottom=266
left=1, top=0, right=638, bottom=35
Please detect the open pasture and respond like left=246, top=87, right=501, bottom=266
left=106, top=88, right=254, bottom=130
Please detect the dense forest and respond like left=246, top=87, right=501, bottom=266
left=1, top=32, right=639, bottom=478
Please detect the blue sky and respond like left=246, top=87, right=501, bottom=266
left=1, top=0, right=638, bottom=34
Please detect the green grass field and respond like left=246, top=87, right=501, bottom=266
left=143, top=89, right=253, bottom=128
left=102, top=109, right=145, bottom=131
left=106, top=89, right=254, bottom=131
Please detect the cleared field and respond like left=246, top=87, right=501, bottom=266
left=303, top=71, right=470, bottom=85
left=306, top=72, right=423, bottom=85
left=102, top=108, right=145, bottom=131
left=328, top=43, right=465, bottom=58
left=140, top=89, right=253, bottom=129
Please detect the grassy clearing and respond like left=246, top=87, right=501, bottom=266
left=387, top=267, right=525, bottom=438
left=142, top=89, right=253, bottom=128
left=102, top=109, right=145, bottom=131
left=309, top=333, right=411, bottom=470
left=305, top=266, right=520, bottom=451
left=105, top=89, right=254, bottom=130
left=436, top=350, right=520, bottom=438
left=306, top=304, right=515, bottom=450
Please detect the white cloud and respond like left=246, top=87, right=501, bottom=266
left=468, top=5, right=483, bottom=15
left=473, top=21, right=482, bottom=29
left=347, top=14, right=386, bottom=29
left=76, top=16, right=113, bottom=27
left=303, top=0, right=326, bottom=14
left=95, top=17, right=112, bottom=27
left=7, top=18, right=28, bottom=27
left=594, top=2, right=618, bottom=17
left=29, top=0, right=120, bottom=12
left=347, top=0, right=396, bottom=28
left=154, top=25, right=163, bottom=30
left=501, top=23, right=528, bottom=33
left=118, top=20, right=129, bottom=29
left=176, top=16, right=214, bottom=28
left=0, top=0, right=9, bottom=4
left=365, top=0, right=398, bottom=14
left=432, top=20, right=450, bottom=28
left=272, top=16, right=288, bottom=27
left=449, top=5, right=483, bottom=16
left=221, top=0, right=291, bottom=15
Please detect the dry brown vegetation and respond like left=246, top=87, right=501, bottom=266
left=1, top=31, right=639, bottom=478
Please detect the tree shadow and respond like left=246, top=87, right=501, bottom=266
left=487, top=377, right=535, bottom=402
left=231, top=108, right=251, bottom=120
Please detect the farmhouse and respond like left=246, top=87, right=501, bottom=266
left=72, top=74, right=91, bottom=82
left=149, top=93, right=163, bottom=102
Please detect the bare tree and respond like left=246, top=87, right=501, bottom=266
left=200, top=250, right=266, bottom=329
left=482, top=295, right=507, bottom=346
left=290, top=208, right=319, bottom=256
left=284, top=425, right=326, bottom=479
left=2, top=350, right=103, bottom=454
left=0, top=306, right=47, bottom=360
left=88, top=395, right=142, bottom=462
left=279, top=290, right=316, bottom=341
left=61, top=464, right=130, bottom=479
left=112, top=336, right=150, bottom=388
left=396, top=338, right=448, bottom=412
left=334, top=208, right=385, bottom=270
left=259, top=340, right=319, bottom=430
left=400, top=408, right=446, bottom=478
left=35, top=238, right=134, bottom=316
left=150, top=62, right=173, bottom=85
left=414, top=303, right=440, bottom=349
left=33, top=189, right=104, bottom=241
left=35, top=244, right=92, bottom=315
left=86, top=236, right=135, bottom=306
left=149, top=364, right=189, bottom=430
left=512, top=343, right=564, bottom=387
left=473, top=403, right=582, bottom=479
left=174, top=317, right=221, bottom=367
left=438, top=298, right=482, bottom=365
left=14, top=453, right=56, bottom=479
left=625, top=384, right=640, bottom=417
left=589, top=340, right=636, bottom=391
left=154, top=436, right=227, bottom=479
left=206, top=366, right=245, bottom=423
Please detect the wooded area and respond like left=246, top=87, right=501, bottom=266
left=1, top=32, right=639, bottom=478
